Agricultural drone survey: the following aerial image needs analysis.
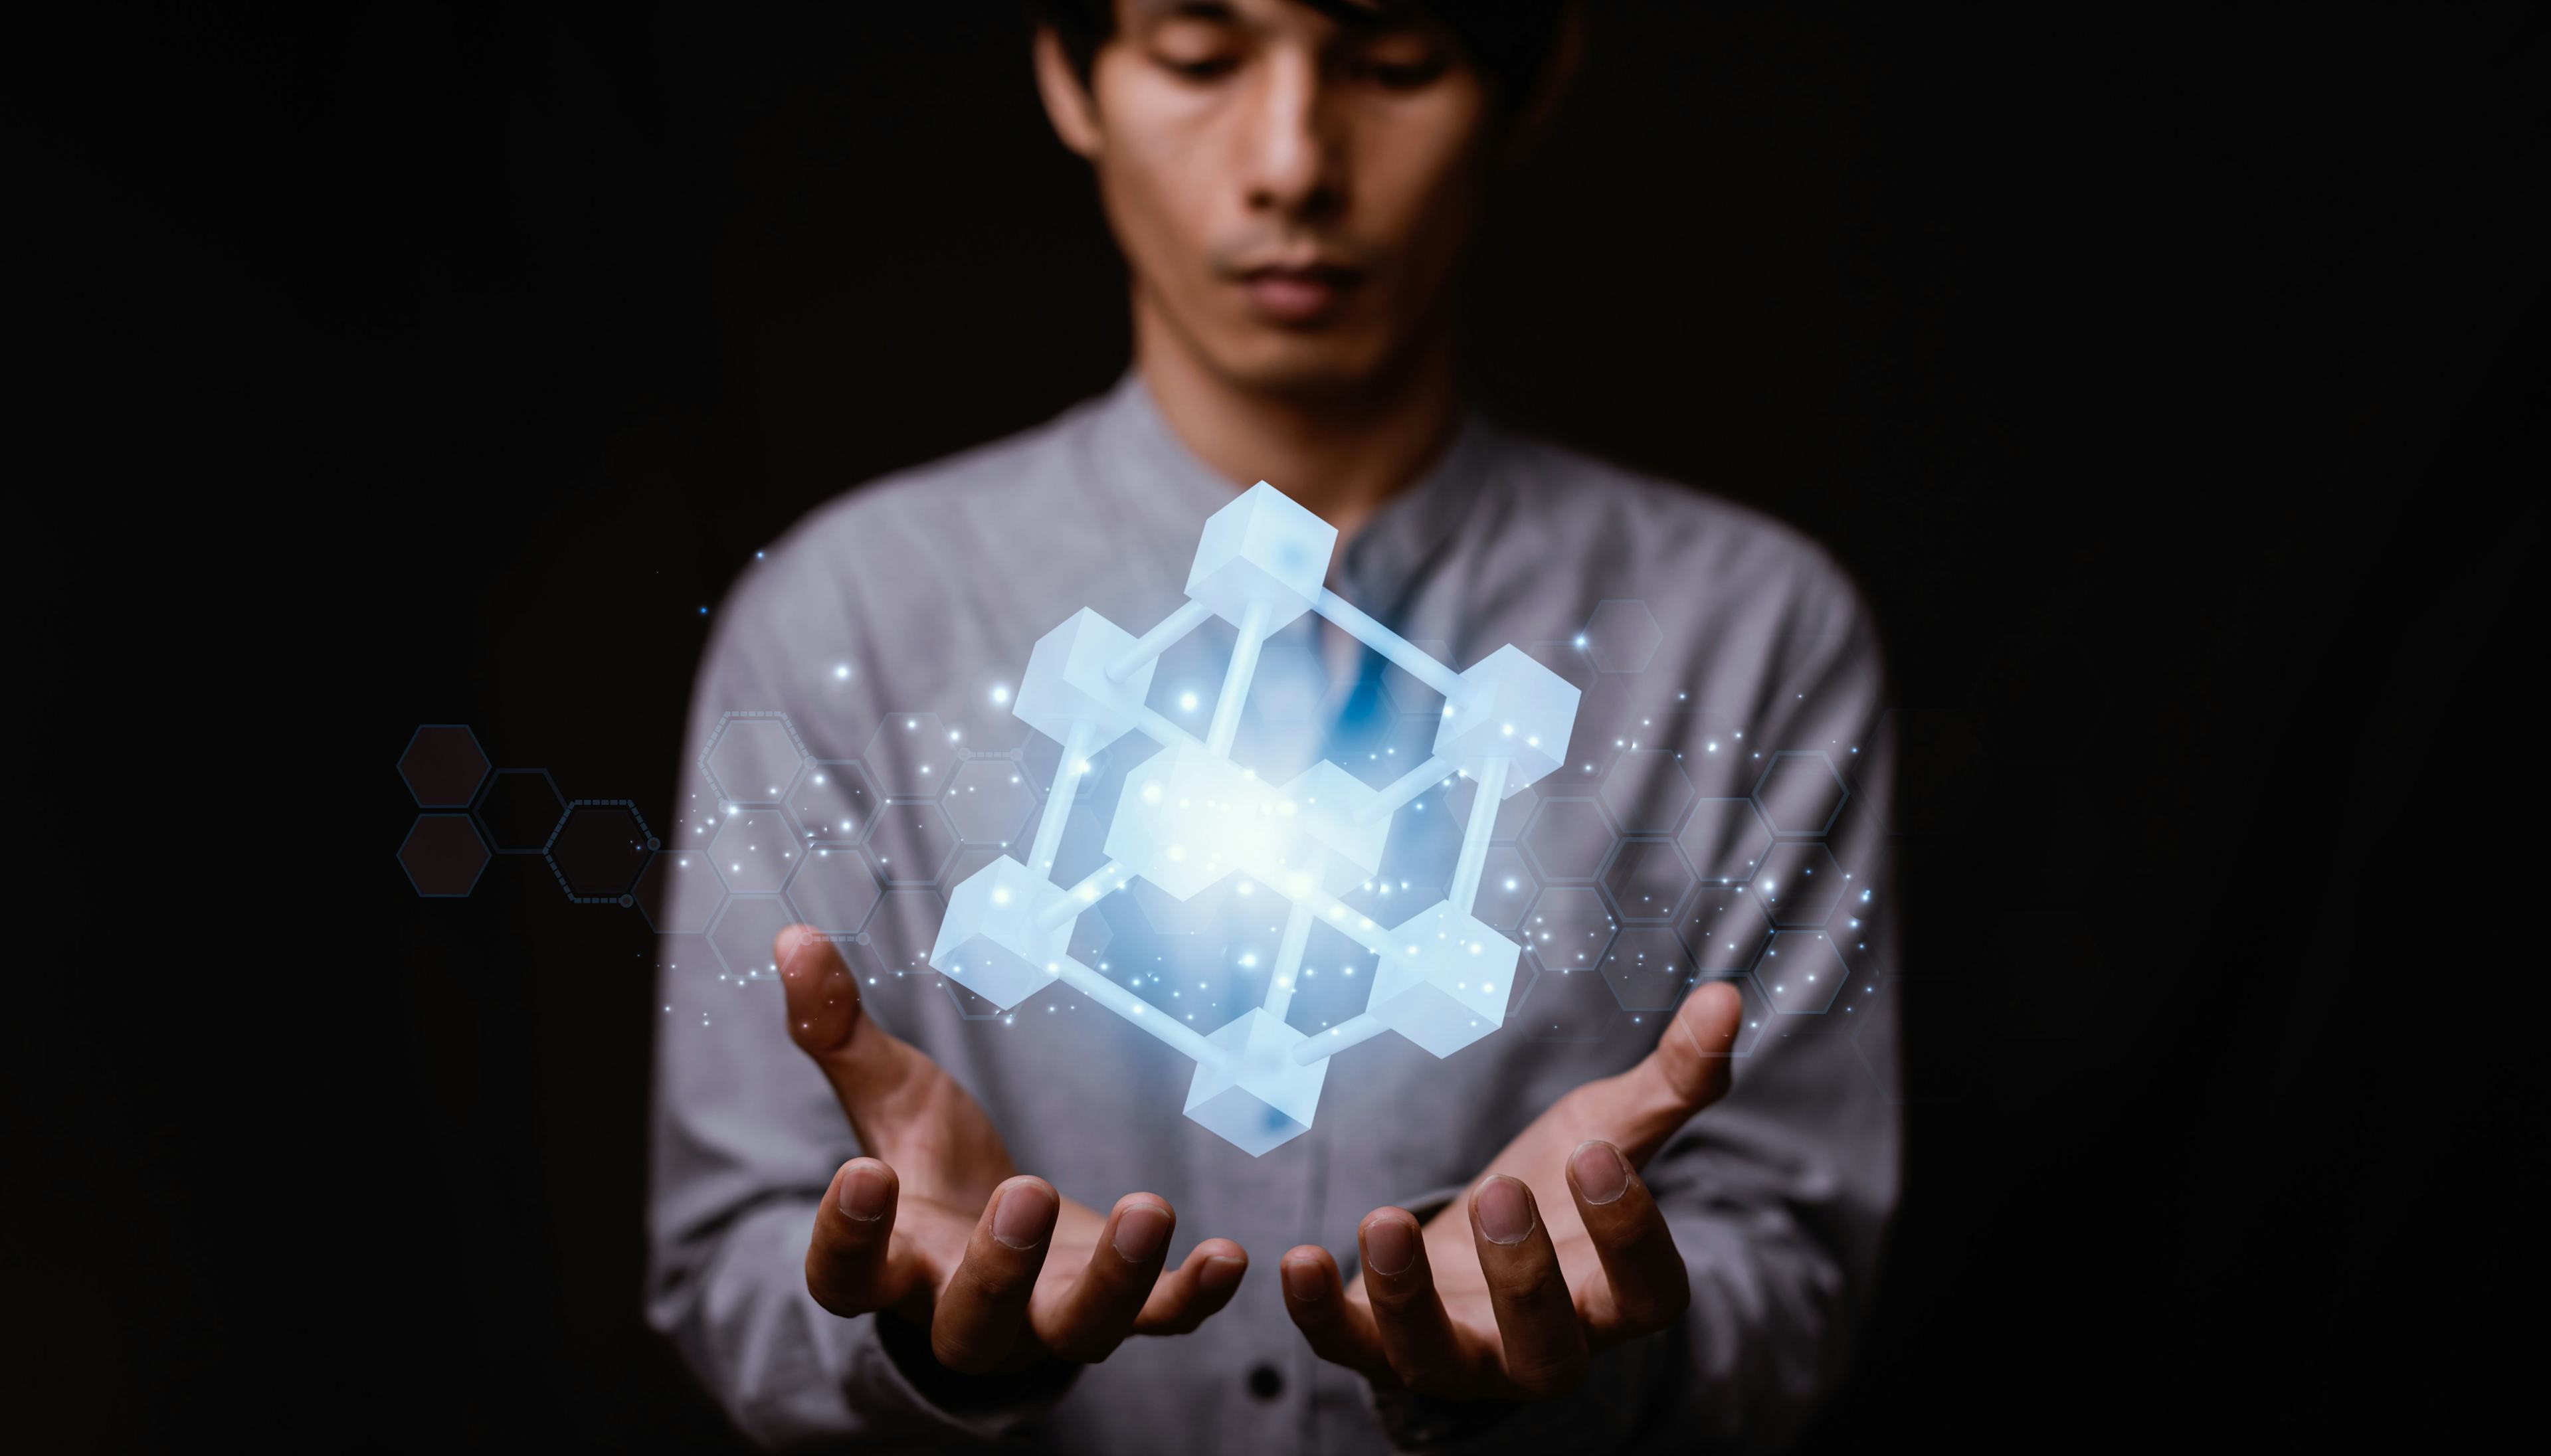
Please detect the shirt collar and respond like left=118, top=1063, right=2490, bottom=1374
left=1087, top=361, right=1503, bottom=615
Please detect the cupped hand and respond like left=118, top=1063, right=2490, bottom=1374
left=1277, top=980, right=1745, bottom=1400
left=776, top=926, right=1248, bottom=1375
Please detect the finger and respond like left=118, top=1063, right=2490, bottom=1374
left=1276, top=1244, right=1390, bottom=1381
left=1467, top=1176, right=1592, bottom=1396
left=930, top=1176, right=1060, bottom=1374
left=775, top=925, right=938, bottom=1142
left=1357, top=1208, right=1481, bottom=1394
left=1135, top=1238, right=1250, bottom=1336
left=805, top=1157, right=920, bottom=1318
left=1564, top=1138, right=1691, bottom=1342
left=1599, top=978, right=1745, bottom=1166
left=1031, top=1194, right=1179, bottom=1362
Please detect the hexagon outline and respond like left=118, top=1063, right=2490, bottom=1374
left=474, top=767, right=566, bottom=856
left=1750, top=751, right=1849, bottom=838
left=787, top=759, right=879, bottom=848
left=1599, top=746, right=1698, bottom=837
left=1752, top=839, right=1846, bottom=928
left=940, top=757, right=1041, bottom=846
left=707, top=806, right=800, bottom=895
left=1578, top=598, right=1663, bottom=674
left=398, top=813, right=490, bottom=897
left=1594, top=834, right=1700, bottom=926
left=700, top=710, right=810, bottom=806
left=541, top=798, right=658, bottom=905
left=872, top=796, right=961, bottom=887
left=1675, top=795, right=1776, bottom=884
left=1518, top=794, right=1621, bottom=885
left=785, top=844, right=886, bottom=938
left=398, top=723, right=490, bottom=808
left=706, top=893, right=797, bottom=982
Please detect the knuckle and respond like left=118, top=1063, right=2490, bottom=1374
left=1493, top=1261, right=1564, bottom=1305
left=963, top=1264, right=1025, bottom=1305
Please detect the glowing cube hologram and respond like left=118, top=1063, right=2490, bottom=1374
left=1368, top=901, right=1523, bottom=1058
left=1014, top=608, right=1157, bottom=749
left=1433, top=644, right=1580, bottom=792
left=1184, top=1008, right=1327, bottom=1156
left=1185, top=481, right=1338, bottom=632
left=929, top=480, right=1576, bottom=1154
left=929, top=856, right=1071, bottom=1010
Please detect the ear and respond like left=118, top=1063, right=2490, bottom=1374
left=1499, top=2, right=1586, bottom=163
left=1032, top=24, right=1104, bottom=161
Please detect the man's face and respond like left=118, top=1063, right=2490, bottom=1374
left=1042, top=0, right=1501, bottom=399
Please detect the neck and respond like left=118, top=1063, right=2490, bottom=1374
left=1131, top=294, right=1463, bottom=543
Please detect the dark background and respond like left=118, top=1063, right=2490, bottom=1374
left=15, top=2, right=2541, bottom=1450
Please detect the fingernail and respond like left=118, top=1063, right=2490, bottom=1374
left=1572, top=1140, right=1629, bottom=1205
left=838, top=1162, right=890, bottom=1221
left=1112, top=1204, right=1171, bottom=1263
left=1363, top=1217, right=1414, bottom=1277
left=1475, top=1176, right=1535, bottom=1245
left=1203, top=1254, right=1246, bottom=1292
left=992, top=1182, right=1055, bottom=1249
left=1281, top=1258, right=1325, bottom=1302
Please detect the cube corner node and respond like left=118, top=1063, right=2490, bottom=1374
left=1431, top=644, right=1578, bottom=791
left=928, top=856, right=1071, bottom=1010
left=1183, top=1007, right=1327, bottom=1156
left=1184, top=481, right=1337, bottom=632
left=1369, top=900, right=1523, bottom=1058
left=1272, top=761, right=1391, bottom=895
left=1014, top=608, right=1157, bottom=749
left=1104, top=740, right=1282, bottom=901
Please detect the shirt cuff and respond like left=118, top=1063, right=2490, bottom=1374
left=850, top=1308, right=1082, bottom=1441
left=1361, top=1336, right=1665, bottom=1454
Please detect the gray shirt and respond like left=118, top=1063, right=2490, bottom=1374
left=645, top=365, right=1901, bottom=1453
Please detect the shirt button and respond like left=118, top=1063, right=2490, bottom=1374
left=1248, top=1363, right=1284, bottom=1401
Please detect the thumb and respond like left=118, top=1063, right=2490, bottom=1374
left=1594, top=978, right=1745, bottom=1168
left=776, top=925, right=939, bottom=1145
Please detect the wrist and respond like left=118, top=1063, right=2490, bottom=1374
left=872, top=1307, right=1081, bottom=1415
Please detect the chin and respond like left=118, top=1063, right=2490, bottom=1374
left=1214, top=330, right=1398, bottom=401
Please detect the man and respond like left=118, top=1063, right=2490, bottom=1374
left=646, top=1, right=1899, bottom=1449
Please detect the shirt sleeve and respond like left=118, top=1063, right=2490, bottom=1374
left=1632, top=553, right=1901, bottom=1451
left=1366, top=553, right=1903, bottom=1455
left=640, top=548, right=1079, bottom=1450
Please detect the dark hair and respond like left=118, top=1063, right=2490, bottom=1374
left=1024, top=0, right=1576, bottom=132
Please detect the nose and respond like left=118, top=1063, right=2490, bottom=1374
left=1240, top=47, right=1342, bottom=223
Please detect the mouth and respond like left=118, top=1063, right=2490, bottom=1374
left=1233, top=261, right=1365, bottom=327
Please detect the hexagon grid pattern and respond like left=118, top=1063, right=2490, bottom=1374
left=928, top=482, right=1581, bottom=1156
left=395, top=484, right=1913, bottom=1101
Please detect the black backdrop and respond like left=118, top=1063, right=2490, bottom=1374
left=15, top=3, right=2542, bottom=1451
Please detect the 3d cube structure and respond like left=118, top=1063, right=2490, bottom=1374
left=1183, top=1008, right=1328, bottom=1156
left=923, top=482, right=1576, bottom=1154
left=1014, top=608, right=1157, bottom=748
left=1185, top=481, right=1337, bottom=632
left=929, top=855, right=1072, bottom=1010
left=1433, top=643, right=1580, bottom=792
left=1367, top=901, right=1524, bottom=1058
